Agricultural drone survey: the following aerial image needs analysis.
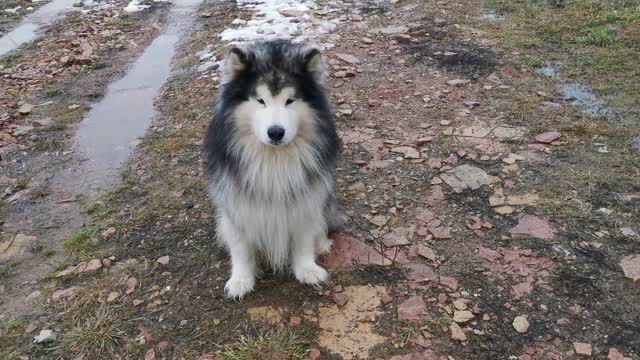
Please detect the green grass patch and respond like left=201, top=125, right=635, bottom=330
left=585, top=26, right=614, bottom=46
left=63, top=229, right=95, bottom=257
left=219, top=331, right=306, bottom=360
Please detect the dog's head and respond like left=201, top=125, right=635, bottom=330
left=221, top=40, right=327, bottom=147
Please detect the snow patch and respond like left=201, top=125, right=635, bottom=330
left=124, top=0, right=150, bottom=13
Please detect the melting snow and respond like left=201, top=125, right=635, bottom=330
left=124, top=0, right=150, bottom=13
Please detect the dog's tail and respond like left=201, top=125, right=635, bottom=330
left=324, top=192, right=348, bottom=234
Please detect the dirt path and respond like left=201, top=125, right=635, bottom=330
left=1, top=0, right=639, bottom=359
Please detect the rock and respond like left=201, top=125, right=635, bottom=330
left=451, top=309, right=474, bottom=323
left=18, top=103, right=33, bottom=115
left=607, top=348, right=631, bottom=360
left=446, top=79, right=470, bottom=86
left=372, top=25, right=409, bottom=34
left=157, top=256, right=170, bottom=265
left=509, top=214, right=556, bottom=240
left=83, top=258, right=103, bottom=273
left=428, top=226, right=451, bottom=240
left=51, top=287, right=77, bottom=302
left=289, top=316, right=302, bottom=328
left=441, top=164, right=498, bottom=193
left=506, top=193, right=539, bottom=206
left=416, top=245, right=436, bottom=261
left=335, top=53, right=359, bottom=64
left=368, top=215, right=389, bottom=227
left=439, top=276, right=458, bottom=291
left=133, top=299, right=145, bottom=306
left=404, top=264, right=438, bottom=282
left=107, top=291, right=120, bottom=302
left=535, top=131, right=561, bottom=144
left=382, top=226, right=414, bottom=247
left=492, top=126, right=526, bottom=140
left=573, top=342, right=592, bottom=357
left=621, top=227, right=637, bottom=238
left=322, top=233, right=391, bottom=270
left=512, top=316, right=529, bottom=333
left=25, top=290, right=41, bottom=302
left=101, top=227, right=116, bottom=240
left=361, top=37, right=373, bottom=44
left=454, top=125, right=492, bottom=138
left=333, top=293, right=349, bottom=308
left=620, top=255, right=640, bottom=283
left=381, top=294, right=393, bottom=305
left=391, top=146, right=420, bottom=159
left=0, top=234, right=38, bottom=260
left=145, top=349, right=156, bottom=360
left=102, top=258, right=112, bottom=268
left=308, top=348, right=322, bottom=360
left=449, top=323, right=466, bottom=341
left=452, top=299, right=468, bottom=310
left=494, top=206, right=514, bottom=214
left=398, top=296, right=427, bottom=322
left=34, top=329, right=56, bottom=343
left=334, top=71, right=356, bottom=78
left=126, top=277, right=138, bottom=294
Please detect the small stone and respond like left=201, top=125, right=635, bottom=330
left=446, top=79, right=470, bottom=86
left=382, top=294, right=393, bottom=305
left=333, top=293, right=349, bottom=307
left=512, top=316, right=529, bottom=333
left=509, top=214, right=556, bottom=240
left=398, top=296, right=427, bottom=322
left=34, top=329, right=56, bottom=343
left=157, top=256, right=170, bottom=265
left=18, top=103, right=33, bottom=115
left=126, top=277, right=138, bottom=294
left=494, top=206, right=514, bottom=214
left=573, top=342, right=592, bottom=357
left=101, top=227, right=116, bottom=241
left=107, top=291, right=120, bottom=302
left=102, top=258, right=112, bottom=268
left=361, top=37, right=373, bottom=44
left=391, top=146, right=420, bottom=159
left=133, top=299, right=145, bottom=306
left=440, top=276, right=459, bottom=291
left=620, top=255, right=640, bottom=282
left=607, top=348, right=631, bottom=360
left=51, top=287, right=77, bottom=302
left=308, top=348, right=322, bottom=360
left=289, top=316, right=302, bottom=328
left=83, top=258, right=103, bottom=273
left=535, top=131, right=561, bottom=144
left=335, top=53, right=359, bottom=64
left=621, top=227, right=637, bottom=238
left=449, top=323, right=466, bottom=341
left=440, top=164, right=498, bottom=193
left=453, top=310, right=475, bottom=324
left=452, top=299, right=468, bottom=310
left=416, top=245, right=436, bottom=261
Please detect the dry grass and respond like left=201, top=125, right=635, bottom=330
left=219, top=331, right=307, bottom=360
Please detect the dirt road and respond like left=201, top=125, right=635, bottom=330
left=1, top=0, right=639, bottom=359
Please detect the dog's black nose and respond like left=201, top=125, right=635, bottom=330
left=267, top=126, right=285, bottom=142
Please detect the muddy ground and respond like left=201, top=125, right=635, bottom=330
left=1, top=0, right=639, bottom=359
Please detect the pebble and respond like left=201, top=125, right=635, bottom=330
left=34, top=329, right=56, bottom=343
left=512, top=316, right=529, bottom=333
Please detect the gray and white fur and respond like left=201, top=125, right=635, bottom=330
left=205, top=40, right=345, bottom=298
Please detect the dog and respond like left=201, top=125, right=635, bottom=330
left=205, top=40, right=345, bottom=299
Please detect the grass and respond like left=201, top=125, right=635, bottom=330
left=63, top=229, right=95, bottom=257
left=61, top=306, right=125, bottom=357
left=219, top=331, right=307, bottom=360
left=485, top=0, right=640, bottom=119
left=32, top=138, right=63, bottom=152
left=31, top=243, right=56, bottom=258
left=585, top=26, right=614, bottom=46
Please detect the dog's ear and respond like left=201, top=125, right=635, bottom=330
left=302, top=46, right=326, bottom=84
left=223, top=46, right=248, bottom=82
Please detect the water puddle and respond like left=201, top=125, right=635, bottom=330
left=0, top=0, right=77, bottom=58
left=538, top=64, right=625, bottom=123
left=55, top=0, right=204, bottom=193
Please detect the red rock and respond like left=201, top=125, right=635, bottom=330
left=479, top=246, right=502, bottom=262
left=439, top=276, right=459, bottom=291
left=333, top=293, right=349, bottom=307
left=101, top=227, right=116, bottom=241
left=144, top=349, right=156, bottom=360
left=335, top=53, right=359, bottom=64
left=322, top=233, right=390, bottom=270
left=509, top=215, right=556, bottom=240
left=308, top=348, right=321, bottom=360
left=620, top=254, right=640, bottom=282
left=289, top=316, right=302, bottom=328
left=437, top=293, right=447, bottom=304
left=404, top=263, right=438, bottom=282
left=83, top=259, right=103, bottom=273
left=511, top=282, right=533, bottom=299
left=449, top=322, right=466, bottom=341
left=573, top=342, right=592, bottom=357
left=410, top=333, right=432, bottom=348
left=381, top=229, right=412, bottom=247
left=157, top=341, right=169, bottom=351
left=557, top=318, right=570, bottom=326
left=535, top=131, right=561, bottom=144
left=415, top=207, right=437, bottom=223
left=381, top=294, right=393, bottom=305
left=429, top=226, right=451, bottom=239
left=466, top=216, right=482, bottom=230
left=126, top=277, right=138, bottom=295
left=398, top=296, right=427, bottom=322
left=133, top=299, right=145, bottom=306
left=607, top=348, right=631, bottom=360
left=156, top=256, right=170, bottom=265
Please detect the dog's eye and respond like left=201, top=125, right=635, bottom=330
left=257, top=99, right=265, bottom=105
left=286, top=98, right=295, bottom=105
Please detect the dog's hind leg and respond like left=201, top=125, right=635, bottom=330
left=324, top=192, right=348, bottom=234
left=292, top=222, right=329, bottom=285
left=218, top=214, right=256, bottom=299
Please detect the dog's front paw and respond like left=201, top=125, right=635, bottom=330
left=225, top=274, right=255, bottom=299
left=294, top=262, right=329, bottom=285
left=316, top=238, right=333, bottom=255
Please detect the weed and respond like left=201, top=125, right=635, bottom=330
left=219, top=331, right=306, bottom=360
left=62, top=306, right=125, bottom=357
left=586, top=27, right=614, bottom=47
left=32, top=138, right=63, bottom=152
left=63, top=229, right=94, bottom=257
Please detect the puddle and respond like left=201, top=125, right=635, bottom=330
left=538, top=64, right=623, bottom=122
left=0, top=0, right=77, bottom=58
left=55, top=0, right=204, bottom=194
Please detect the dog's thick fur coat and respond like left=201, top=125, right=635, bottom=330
left=205, top=40, right=344, bottom=298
